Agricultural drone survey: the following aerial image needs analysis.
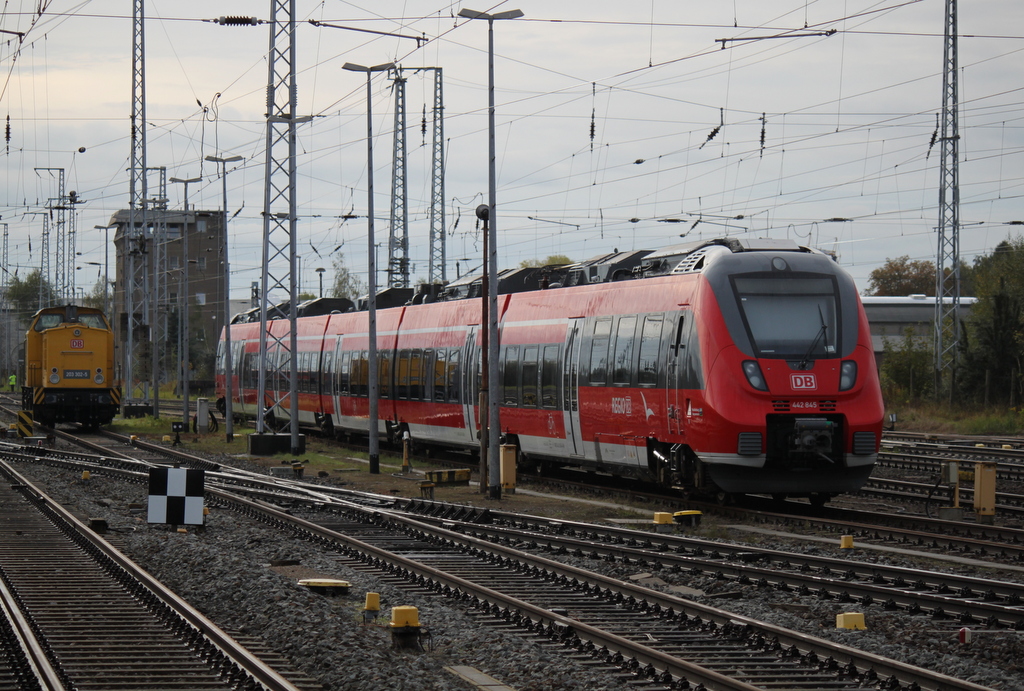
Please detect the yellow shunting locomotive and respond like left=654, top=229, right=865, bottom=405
left=23, top=305, right=120, bottom=428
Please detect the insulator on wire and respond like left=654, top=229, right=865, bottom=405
left=216, top=16, right=258, bottom=26
left=760, top=113, right=766, bottom=158
left=926, top=113, right=939, bottom=160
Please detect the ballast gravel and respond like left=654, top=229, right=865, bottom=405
left=15, top=458, right=1024, bottom=691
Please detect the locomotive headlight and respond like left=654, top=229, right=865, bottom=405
left=94, top=373, right=105, bottom=384
left=839, top=360, right=858, bottom=391
left=49, top=373, right=60, bottom=384
left=742, top=361, right=768, bottom=391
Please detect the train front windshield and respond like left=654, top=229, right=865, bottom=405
left=732, top=275, right=839, bottom=360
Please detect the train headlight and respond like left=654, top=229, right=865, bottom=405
left=839, top=361, right=857, bottom=391
left=49, top=373, right=60, bottom=384
left=94, top=373, right=105, bottom=384
left=742, top=361, right=768, bottom=391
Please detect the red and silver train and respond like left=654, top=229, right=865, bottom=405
left=217, top=238, right=883, bottom=502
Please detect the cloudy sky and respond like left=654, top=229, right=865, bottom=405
left=2, top=0, right=1023, bottom=302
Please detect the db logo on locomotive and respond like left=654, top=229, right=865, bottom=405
left=70, top=339, right=84, bottom=349
left=791, top=373, right=817, bottom=390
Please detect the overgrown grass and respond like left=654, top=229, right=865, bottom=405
left=886, top=400, right=1024, bottom=435
left=104, top=415, right=407, bottom=470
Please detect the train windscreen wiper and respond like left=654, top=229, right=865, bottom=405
left=798, top=305, right=827, bottom=370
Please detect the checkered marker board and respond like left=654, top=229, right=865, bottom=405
left=148, top=468, right=205, bottom=525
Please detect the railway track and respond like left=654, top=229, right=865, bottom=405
left=392, top=499, right=1024, bottom=628
left=211, top=489, right=995, bottom=691
left=8, top=429, right=1023, bottom=688
left=0, top=458, right=318, bottom=691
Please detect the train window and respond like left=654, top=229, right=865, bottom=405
left=612, top=316, right=637, bottom=385
left=433, top=349, right=447, bottom=401
left=447, top=349, right=460, bottom=402
left=522, top=346, right=539, bottom=407
left=503, top=346, right=520, bottom=406
left=732, top=275, right=839, bottom=359
left=638, top=316, right=662, bottom=385
left=410, top=349, right=425, bottom=400
left=79, top=314, right=108, bottom=329
left=353, top=351, right=367, bottom=396
left=589, top=318, right=611, bottom=384
left=339, top=351, right=351, bottom=395
left=397, top=350, right=410, bottom=399
left=34, top=314, right=63, bottom=331
left=323, top=352, right=334, bottom=395
left=541, top=345, right=559, bottom=408
left=379, top=353, right=391, bottom=398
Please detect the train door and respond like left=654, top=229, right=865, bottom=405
left=667, top=311, right=686, bottom=436
left=562, top=318, right=584, bottom=457
left=460, top=327, right=479, bottom=445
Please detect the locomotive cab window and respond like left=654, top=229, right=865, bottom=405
left=732, top=275, right=839, bottom=360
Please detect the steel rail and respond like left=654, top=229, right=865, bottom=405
left=0, top=572, right=67, bottom=691
left=211, top=486, right=994, bottom=691
left=0, top=459, right=302, bottom=691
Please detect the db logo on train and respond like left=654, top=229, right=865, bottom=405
left=791, top=373, right=817, bottom=390
left=70, top=339, right=84, bottom=349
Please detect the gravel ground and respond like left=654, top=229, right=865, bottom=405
left=14, top=456, right=1024, bottom=691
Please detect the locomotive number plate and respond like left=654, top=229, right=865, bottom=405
left=63, top=369, right=91, bottom=379
left=791, top=400, right=818, bottom=409
left=70, top=339, right=85, bottom=349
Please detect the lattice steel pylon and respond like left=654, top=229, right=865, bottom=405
left=934, top=0, right=961, bottom=396
left=40, top=215, right=50, bottom=310
left=388, top=68, right=409, bottom=288
left=35, top=169, right=68, bottom=301
left=149, top=166, right=167, bottom=417
left=257, top=0, right=306, bottom=453
left=424, top=68, right=446, bottom=286
left=0, top=222, right=9, bottom=378
left=125, top=0, right=151, bottom=409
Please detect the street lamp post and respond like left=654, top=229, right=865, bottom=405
left=205, top=154, right=243, bottom=442
left=344, top=61, right=394, bottom=475
left=459, top=7, right=523, bottom=499
left=169, top=175, right=201, bottom=428
left=315, top=267, right=325, bottom=297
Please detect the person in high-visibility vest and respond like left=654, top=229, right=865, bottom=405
left=7, top=373, right=16, bottom=391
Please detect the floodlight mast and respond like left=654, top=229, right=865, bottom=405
left=343, top=61, right=395, bottom=475
left=459, top=7, right=524, bottom=499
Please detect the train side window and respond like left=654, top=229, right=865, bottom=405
left=379, top=353, right=391, bottom=399
left=321, top=352, right=332, bottom=395
left=502, top=346, right=520, bottom=406
left=339, top=351, right=351, bottom=395
left=433, top=349, right=447, bottom=401
left=612, top=316, right=637, bottom=385
left=397, top=349, right=410, bottom=399
left=683, top=313, right=704, bottom=389
left=541, top=345, right=559, bottom=408
left=589, top=318, right=611, bottom=384
left=410, top=349, right=424, bottom=400
left=638, top=316, right=662, bottom=385
left=447, top=349, right=461, bottom=402
left=353, top=351, right=367, bottom=396
left=522, top=346, right=539, bottom=407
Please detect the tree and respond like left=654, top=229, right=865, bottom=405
left=879, top=328, right=933, bottom=402
left=866, top=256, right=935, bottom=296
left=958, top=237, right=1024, bottom=404
left=328, top=253, right=366, bottom=301
left=80, top=280, right=108, bottom=311
left=519, top=254, right=573, bottom=268
left=5, top=270, right=55, bottom=319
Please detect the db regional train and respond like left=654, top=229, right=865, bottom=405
left=23, top=304, right=121, bottom=428
left=217, top=238, right=884, bottom=503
